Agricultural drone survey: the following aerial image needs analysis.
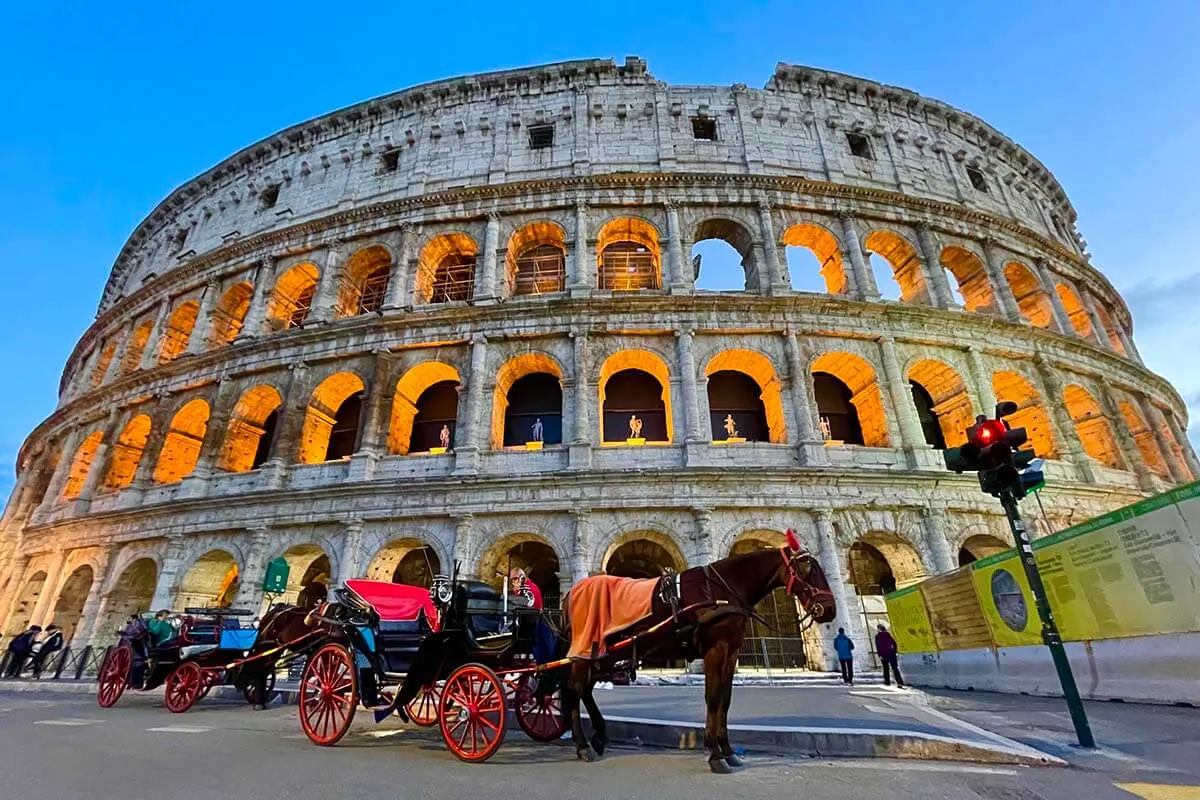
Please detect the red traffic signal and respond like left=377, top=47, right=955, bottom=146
left=971, top=419, right=1008, bottom=447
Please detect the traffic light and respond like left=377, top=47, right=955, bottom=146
left=942, top=401, right=1043, bottom=498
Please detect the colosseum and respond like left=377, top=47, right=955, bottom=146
left=1, top=56, right=1196, bottom=670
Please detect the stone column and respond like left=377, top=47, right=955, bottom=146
left=140, top=301, right=173, bottom=369
left=980, top=238, right=1021, bottom=321
left=337, top=519, right=365, bottom=585
left=40, top=426, right=85, bottom=508
left=569, top=331, right=592, bottom=470
left=232, top=526, right=271, bottom=612
left=30, top=552, right=67, bottom=628
left=476, top=213, right=501, bottom=302
left=73, top=548, right=114, bottom=647
left=840, top=215, right=879, bottom=301
left=569, top=202, right=592, bottom=296
left=1163, top=410, right=1200, bottom=479
left=1142, top=401, right=1191, bottom=484
left=102, top=321, right=134, bottom=384
left=383, top=225, right=416, bottom=312
left=965, top=346, right=996, bottom=419
left=690, top=507, right=714, bottom=566
left=915, top=225, right=955, bottom=308
left=0, top=553, right=30, bottom=633
left=307, top=243, right=345, bottom=325
left=572, top=511, right=591, bottom=582
left=920, top=508, right=957, bottom=574
left=665, top=203, right=688, bottom=292
left=1080, top=290, right=1112, bottom=350
left=1098, top=389, right=1152, bottom=489
left=149, top=535, right=187, bottom=611
left=129, top=400, right=172, bottom=492
left=184, top=280, right=219, bottom=356
left=235, top=259, right=273, bottom=342
left=454, top=335, right=488, bottom=475
left=757, top=201, right=787, bottom=293
left=189, top=379, right=237, bottom=479
left=784, top=331, right=817, bottom=442
left=450, top=514, right=474, bottom=579
left=878, top=336, right=926, bottom=451
left=676, top=330, right=703, bottom=442
left=813, top=510, right=865, bottom=666
left=1034, top=353, right=1090, bottom=476
left=1033, top=259, right=1074, bottom=335
left=265, top=363, right=310, bottom=469
left=357, top=350, right=393, bottom=457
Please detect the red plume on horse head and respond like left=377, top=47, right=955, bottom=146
left=785, top=528, right=802, bottom=552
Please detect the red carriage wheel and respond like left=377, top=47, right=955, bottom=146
left=164, top=661, right=206, bottom=713
left=438, top=664, right=507, bottom=763
left=405, top=683, right=441, bottom=727
left=514, top=673, right=568, bottom=743
left=299, top=644, right=358, bottom=746
left=243, top=670, right=277, bottom=706
left=96, top=645, right=132, bottom=708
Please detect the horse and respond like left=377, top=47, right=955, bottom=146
left=237, top=603, right=340, bottom=709
left=552, top=531, right=836, bottom=774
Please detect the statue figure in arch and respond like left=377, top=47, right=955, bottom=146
left=629, top=414, right=643, bottom=439
left=724, top=414, right=738, bottom=439
left=439, top=424, right=451, bottom=449
left=531, top=418, right=544, bottom=442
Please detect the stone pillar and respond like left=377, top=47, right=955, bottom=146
left=676, top=329, right=703, bottom=442
left=184, top=280, right=219, bottom=356
left=1099, top=389, right=1153, bottom=490
left=149, top=535, right=187, bottom=611
left=690, top=507, right=714, bottom=566
left=1115, top=326, right=1141, bottom=365
left=235, top=259, right=273, bottom=342
left=1034, top=260, right=1074, bottom=335
left=920, top=508, right=957, bottom=574
left=450, top=514, right=474, bottom=579
left=73, top=548, right=113, bottom=647
left=915, top=225, right=955, bottom=308
left=980, top=239, right=1021, bottom=321
left=1163, top=410, right=1200, bottom=479
left=1080, top=290, right=1111, bottom=350
left=357, top=351, right=393, bottom=457
left=383, top=224, right=417, bottom=312
left=569, top=202, right=592, bottom=296
left=232, top=526, right=271, bottom=612
left=784, top=331, right=817, bottom=442
left=813, top=510, right=865, bottom=668
left=840, top=215, right=879, bottom=301
left=0, top=554, right=30, bottom=634
left=1034, top=353, right=1091, bottom=477
left=140, top=301, right=173, bottom=369
left=965, top=346, right=996, bottom=418
left=757, top=201, right=787, bottom=293
left=30, top=552, right=67, bottom=628
left=1142, top=401, right=1192, bottom=484
left=337, top=519, right=365, bottom=585
left=569, top=331, right=592, bottom=470
left=307, top=244, right=345, bottom=325
left=265, top=363, right=310, bottom=469
left=665, top=203, right=688, bottom=292
left=454, top=335, right=488, bottom=475
left=572, top=511, right=591, bottom=582
left=189, top=380, right=237, bottom=479
left=40, top=426, right=85, bottom=508
left=476, top=213, right=501, bottom=302
left=878, top=336, right=927, bottom=451
left=102, top=321, right=134, bottom=384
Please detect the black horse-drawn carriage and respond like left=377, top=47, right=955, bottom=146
left=298, top=572, right=566, bottom=762
left=96, top=608, right=278, bottom=712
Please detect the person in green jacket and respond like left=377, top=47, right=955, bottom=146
left=147, top=610, right=177, bottom=648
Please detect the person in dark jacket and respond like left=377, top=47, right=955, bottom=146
left=832, top=627, right=855, bottom=685
left=4, top=626, right=41, bottom=678
left=30, top=624, right=64, bottom=678
left=875, top=624, right=905, bottom=688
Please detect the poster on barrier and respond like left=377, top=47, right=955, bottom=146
left=1030, top=490, right=1200, bottom=641
left=970, top=550, right=1042, bottom=647
left=1171, top=479, right=1200, bottom=551
left=920, top=568, right=994, bottom=651
left=883, top=585, right=938, bottom=653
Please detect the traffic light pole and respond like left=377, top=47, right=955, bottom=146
left=998, top=489, right=1096, bottom=749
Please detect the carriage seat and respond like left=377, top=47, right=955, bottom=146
left=454, top=581, right=509, bottom=641
left=180, top=644, right=218, bottom=660
left=344, top=579, right=439, bottom=674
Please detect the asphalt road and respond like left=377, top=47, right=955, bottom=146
left=1, top=691, right=1196, bottom=800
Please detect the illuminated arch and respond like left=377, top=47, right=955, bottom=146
left=811, top=352, right=889, bottom=447
left=95, top=557, right=157, bottom=638
left=906, top=359, right=974, bottom=448
left=848, top=531, right=927, bottom=594
left=507, top=221, right=566, bottom=296
left=153, top=398, right=210, bottom=483
left=157, top=300, right=200, bottom=363
left=939, top=246, right=995, bottom=313
left=51, top=565, right=94, bottom=642
left=336, top=245, right=392, bottom=317
left=267, top=262, right=320, bottom=330
left=692, top=217, right=757, bottom=292
left=218, top=385, right=283, bottom=472
left=596, top=217, right=662, bottom=291
left=1118, top=400, right=1169, bottom=478
left=208, top=281, right=254, bottom=346
left=4, top=571, right=47, bottom=636
left=389, top=362, right=462, bottom=455
left=298, top=372, right=365, bottom=464
left=490, top=352, right=564, bottom=449
left=864, top=230, right=925, bottom=303
left=992, top=371, right=1058, bottom=458
left=276, top=543, right=333, bottom=608
left=1092, top=304, right=1128, bottom=356
left=61, top=429, right=105, bottom=500
left=603, top=530, right=687, bottom=578
left=90, top=340, right=118, bottom=388
left=365, top=538, right=443, bottom=587
left=477, top=533, right=563, bottom=608
left=703, top=349, right=786, bottom=443
left=1003, top=262, right=1054, bottom=328
left=1063, top=384, right=1125, bottom=469
left=177, top=549, right=240, bottom=609
left=121, top=319, right=154, bottom=374
left=783, top=223, right=847, bottom=295
left=1055, top=283, right=1094, bottom=339
left=104, top=414, right=152, bottom=490
left=958, top=534, right=1011, bottom=566
left=598, top=349, right=673, bottom=443
left=416, top=233, right=477, bottom=304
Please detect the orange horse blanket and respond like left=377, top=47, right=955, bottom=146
left=566, top=575, right=659, bottom=659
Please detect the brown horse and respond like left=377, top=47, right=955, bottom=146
left=238, top=604, right=339, bottom=709
left=554, top=533, right=836, bottom=773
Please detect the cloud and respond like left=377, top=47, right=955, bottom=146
left=1121, top=273, right=1200, bottom=330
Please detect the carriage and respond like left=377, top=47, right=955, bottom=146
left=297, top=572, right=571, bottom=762
left=95, top=607, right=279, bottom=713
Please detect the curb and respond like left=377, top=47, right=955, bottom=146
left=0, top=680, right=301, bottom=706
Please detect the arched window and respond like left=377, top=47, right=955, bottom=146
left=62, top=430, right=105, bottom=500
left=153, top=399, right=210, bottom=483
left=337, top=246, right=392, bottom=317
left=325, top=394, right=363, bottom=461
left=602, top=369, right=668, bottom=442
left=411, top=381, right=460, bottom=452
left=596, top=218, right=661, bottom=292
left=940, top=246, right=995, bottom=313
left=268, top=263, right=320, bottom=330
left=692, top=218, right=756, bottom=292
left=864, top=231, right=925, bottom=303
left=907, top=360, right=973, bottom=448
left=507, top=221, right=567, bottom=296
left=813, top=373, right=864, bottom=445
left=1063, top=384, right=1124, bottom=469
left=992, top=371, right=1058, bottom=458
left=219, top=385, right=283, bottom=472
left=1054, top=283, right=1094, bottom=339
left=707, top=370, right=769, bottom=442
left=104, top=414, right=152, bottom=490
left=502, top=373, right=562, bottom=447
left=783, top=223, right=847, bottom=295
left=121, top=320, right=154, bottom=374
left=158, top=301, right=200, bottom=363
left=298, top=372, right=365, bottom=464
left=1003, top=263, right=1054, bottom=329
left=417, top=234, right=477, bottom=304
left=909, top=381, right=946, bottom=449
left=208, top=281, right=254, bottom=346
left=90, top=340, right=118, bottom=388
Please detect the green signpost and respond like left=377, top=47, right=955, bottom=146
left=262, top=557, right=290, bottom=594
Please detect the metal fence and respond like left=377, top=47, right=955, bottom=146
left=0, top=645, right=113, bottom=682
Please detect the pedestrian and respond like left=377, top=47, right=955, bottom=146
left=4, top=625, right=41, bottom=678
left=875, top=624, right=905, bottom=688
left=833, top=627, right=855, bottom=685
left=30, top=624, right=64, bottom=678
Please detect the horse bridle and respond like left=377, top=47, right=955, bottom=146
left=780, top=546, right=824, bottom=634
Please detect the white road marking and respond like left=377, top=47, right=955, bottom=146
left=145, top=725, right=212, bottom=733
left=34, top=718, right=101, bottom=726
left=802, top=760, right=1020, bottom=775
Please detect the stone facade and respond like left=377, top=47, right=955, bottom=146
left=1, top=58, right=1196, bottom=668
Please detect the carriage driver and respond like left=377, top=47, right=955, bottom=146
left=508, top=568, right=543, bottom=610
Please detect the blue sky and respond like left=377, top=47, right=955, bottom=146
left=2, top=1, right=1198, bottom=497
